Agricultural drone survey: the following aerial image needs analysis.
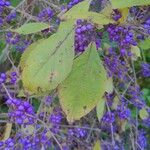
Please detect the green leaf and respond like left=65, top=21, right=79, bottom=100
left=93, top=140, right=101, bottom=150
left=111, top=0, right=150, bottom=9
left=63, top=0, right=114, bottom=25
left=13, top=23, right=50, bottom=35
left=22, top=21, right=75, bottom=94
left=96, top=98, right=105, bottom=122
left=10, top=0, right=20, bottom=7
left=58, top=44, right=107, bottom=122
left=139, top=108, right=149, bottom=120
left=139, top=38, right=150, bottom=50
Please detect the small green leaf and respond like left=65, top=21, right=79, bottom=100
left=131, top=45, right=141, bottom=60
left=139, top=108, right=149, bottom=120
left=93, top=140, right=101, bottom=150
left=58, top=44, right=107, bottom=122
left=105, top=77, right=113, bottom=93
left=10, top=0, right=20, bottom=7
left=17, top=89, right=26, bottom=98
left=139, top=38, right=150, bottom=50
left=96, top=98, right=105, bottom=122
left=111, top=0, right=150, bottom=9
left=13, top=23, right=50, bottom=35
left=22, top=21, right=75, bottom=94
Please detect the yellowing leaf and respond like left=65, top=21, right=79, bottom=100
left=118, top=8, right=129, bottom=24
left=139, top=108, right=149, bottom=120
left=111, top=0, right=150, bottom=9
left=58, top=44, right=107, bottom=122
left=21, top=21, right=75, bottom=94
left=96, top=98, right=105, bottom=122
left=13, top=22, right=50, bottom=35
left=93, top=140, right=101, bottom=150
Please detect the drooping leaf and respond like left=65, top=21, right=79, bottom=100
left=22, top=21, right=75, bottom=94
left=62, top=0, right=114, bottom=25
left=139, top=108, right=149, bottom=120
left=111, top=0, right=150, bottom=9
left=139, top=38, right=150, bottom=50
left=93, top=140, right=101, bottom=150
left=96, top=98, right=105, bottom=122
left=58, top=44, right=107, bottom=122
left=13, top=23, right=50, bottom=35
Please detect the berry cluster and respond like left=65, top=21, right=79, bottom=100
left=142, top=17, right=150, bottom=35
left=102, top=112, right=115, bottom=123
left=0, top=72, right=7, bottom=84
left=116, top=104, right=131, bottom=120
left=75, top=19, right=95, bottom=53
left=127, top=85, right=145, bottom=109
left=6, top=32, right=31, bottom=52
left=6, top=11, right=17, bottom=22
left=106, top=24, right=137, bottom=55
left=0, top=1, right=17, bottom=27
left=37, top=7, right=54, bottom=22
left=141, top=62, right=150, bottom=77
left=112, top=9, right=122, bottom=21
left=0, top=71, right=18, bottom=85
left=137, top=130, right=147, bottom=149
left=6, top=98, right=36, bottom=125
left=104, top=50, right=128, bottom=79
left=68, top=128, right=87, bottom=138
left=67, top=0, right=83, bottom=10
left=0, top=0, right=10, bottom=7
left=0, top=138, right=15, bottom=150
left=49, top=107, right=63, bottom=124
